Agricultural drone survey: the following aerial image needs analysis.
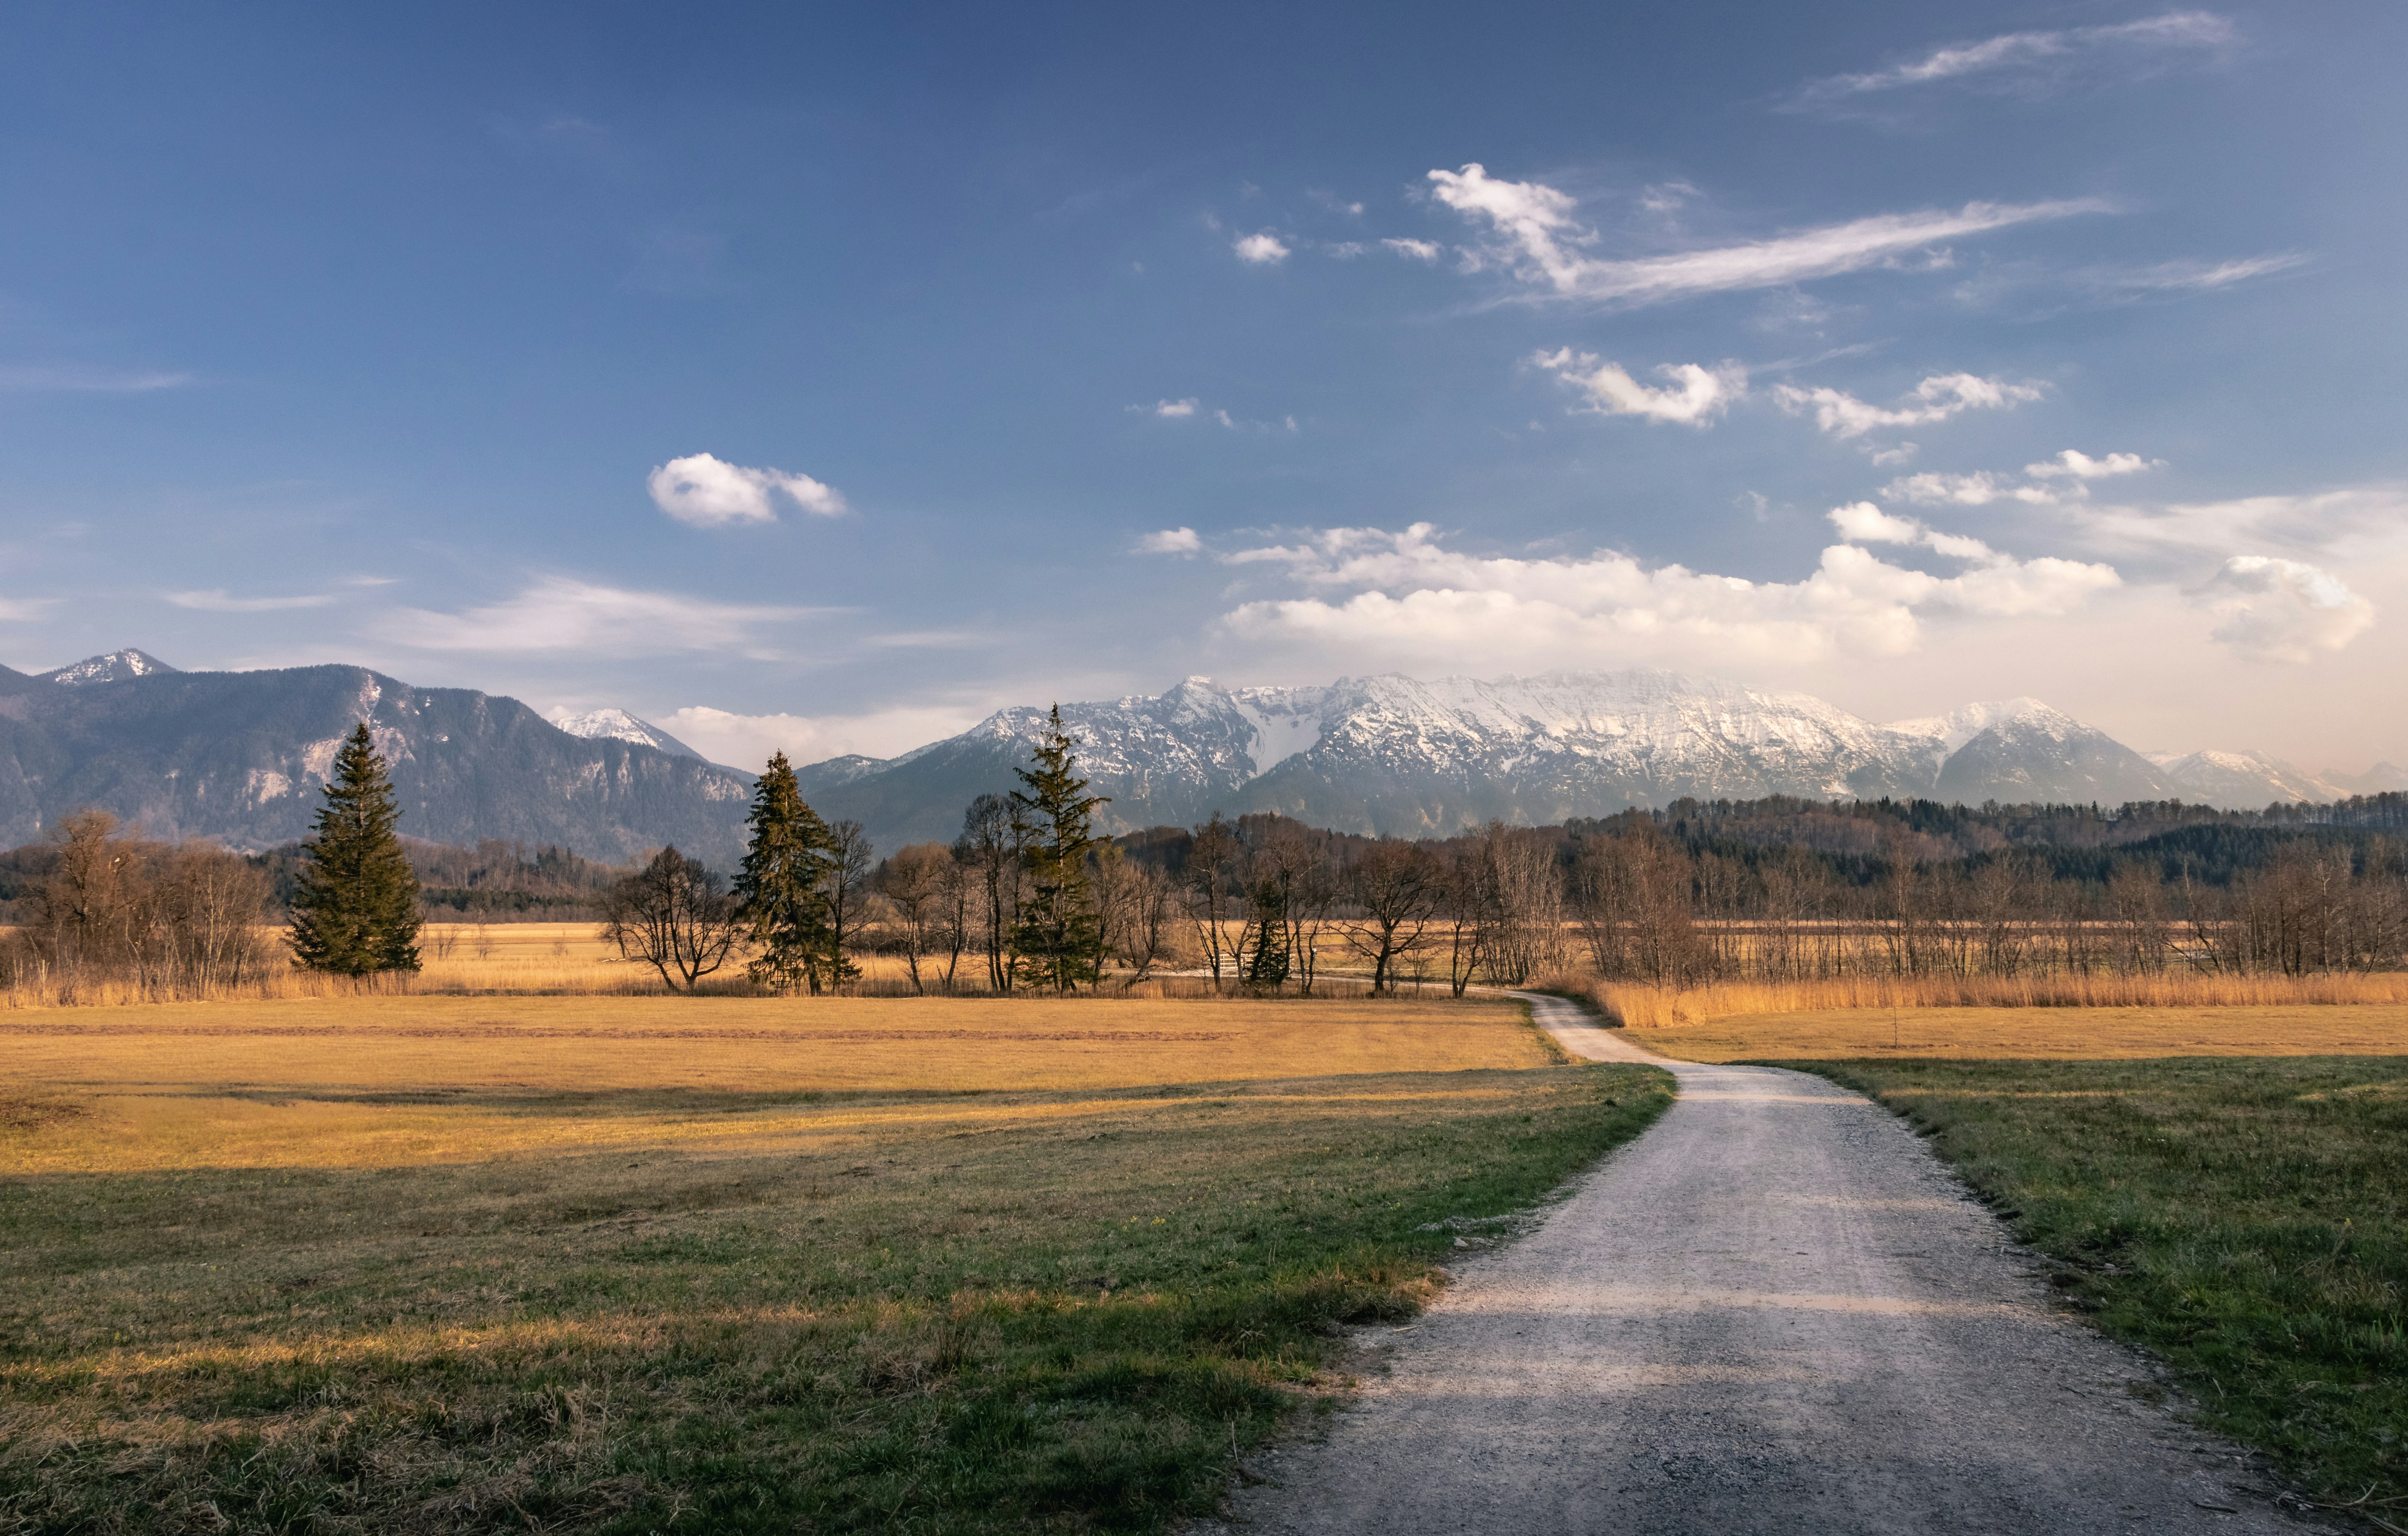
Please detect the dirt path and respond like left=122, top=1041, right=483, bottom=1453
left=1204, top=993, right=2329, bottom=1535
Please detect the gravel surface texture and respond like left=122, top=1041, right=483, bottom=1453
left=1203, top=993, right=2333, bottom=1535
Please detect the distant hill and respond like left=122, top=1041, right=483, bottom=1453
left=0, top=654, right=752, bottom=864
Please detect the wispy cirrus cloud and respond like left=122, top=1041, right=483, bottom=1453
left=646, top=452, right=847, bottom=526
left=167, top=589, right=336, bottom=613
left=1424, top=163, right=2107, bottom=307
left=374, top=576, right=814, bottom=656
left=1532, top=348, right=1746, bottom=426
left=1773, top=372, right=2046, bottom=440
left=1788, top=11, right=2236, bottom=108
left=0, top=597, right=57, bottom=621
left=0, top=363, right=193, bottom=393
left=2096, top=253, right=2309, bottom=293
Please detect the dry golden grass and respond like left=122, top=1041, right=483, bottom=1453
left=0, top=993, right=1547, bottom=1175
left=0, top=988, right=1660, bottom=1532
left=1625, top=1004, right=2408, bottom=1061
left=1566, top=969, right=2408, bottom=1029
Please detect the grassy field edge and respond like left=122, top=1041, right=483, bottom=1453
left=1768, top=1054, right=2408, bottom=1521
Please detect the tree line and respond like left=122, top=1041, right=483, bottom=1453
left=9, top=717, right=2406, bottom=997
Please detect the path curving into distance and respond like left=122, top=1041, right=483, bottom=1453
left=1206, top=993, right=2329, bottom=1536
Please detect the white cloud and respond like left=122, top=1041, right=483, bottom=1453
left=2102, top=254, right=2308, bottom=292
left=1884, top=471, right=2061, bottom=507
left=0, top=364, right=193, bottom=393
left=1791, top=11, right=2235, bottom=103
left=375, top=576, right=810, bottom=656
left=1213, top=519, right=2119, bottom=673
left=1325, top=241, right=1368, bottom=258
left=1145, top=398, right=1199, bottom=418
left=1827, top=501, right=1925, bottom=544
left=1425, top=163, right=2107, bottom=306
left=2199, top=556, right=2376, bottom=663
left=1137, top=527, right=1203, bottom=555
left=1532, top=348, right=1745, bottom=426
left=167, top=589, right=336, bottom=612
left=1869, top=443, right=1919, bottom=466
left=659, top=702, right=983, bottom=770
left=2027, top=449, right=2163, bottom=480
left=0, top=597, right=55, bottom=621
left=1773, top=372, right=2046, bottom=438
left=646, top=452, right=847, bottom=526
left=1234, top=231, right=1291, bottom=265
left=1382, top=237, right=1441, bottom=260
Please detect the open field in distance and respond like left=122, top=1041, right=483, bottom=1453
left=0, top=992, right=1669, bottom=1532
left=1623, top=1004, right=2408, bottom=1061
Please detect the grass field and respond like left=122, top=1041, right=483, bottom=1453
left=0, top=993, right=1672, bottom=1533
left=1626, top=1004, right=2408, bottom=1062
left=1786, top=1056, right=2408, bottom=1521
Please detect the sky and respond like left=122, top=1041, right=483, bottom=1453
left=1, top=2, right=2403, bottom=775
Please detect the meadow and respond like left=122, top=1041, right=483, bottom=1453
left=0, top=990, right=1672, bottom=1533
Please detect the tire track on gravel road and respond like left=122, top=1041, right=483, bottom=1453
left=1205, top=992, right=2331, bottom=1535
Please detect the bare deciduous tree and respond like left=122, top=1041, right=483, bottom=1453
left=1341, top=839, right=1441, bottom=993
left=875, top=842, right=956, bottom=994
left=600, top=847, right=742, bottom=993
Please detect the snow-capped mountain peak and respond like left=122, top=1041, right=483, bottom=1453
left=549, top=707, right=704, bottom=761
left=38, top=649, right=179, bottom=686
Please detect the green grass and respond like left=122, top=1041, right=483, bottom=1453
left=1782, top=1055, right=2408, bottom=1516
left=0, top=1063, right=1671, bottom=1534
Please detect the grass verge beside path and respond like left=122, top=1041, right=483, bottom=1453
left=1781, top=1055, right=2408, bottom=1520
left=2, top=1057, right=1671, bottom=1533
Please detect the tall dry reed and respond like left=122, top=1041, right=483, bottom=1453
left=1548, top=970, right=2408, bottom=1028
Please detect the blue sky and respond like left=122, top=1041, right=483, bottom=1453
left=2, top=2, right=2403, bottom=772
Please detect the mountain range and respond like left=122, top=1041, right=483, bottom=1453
left=0, top=650, right=2393, bottom=864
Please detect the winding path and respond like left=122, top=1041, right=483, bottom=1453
left=1206, top=993, right=2327, bottom=1535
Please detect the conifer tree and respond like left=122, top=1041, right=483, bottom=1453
left=732, top=751, right=840, bottom=992
left=1009, top=706, right=1111, bottom=992
left=288, top=722, right=422, bottom=974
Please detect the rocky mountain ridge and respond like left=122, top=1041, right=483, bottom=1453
left=0, top=651, right=2378, bottom=866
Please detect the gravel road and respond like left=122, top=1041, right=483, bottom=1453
left=1204, top=993, right=2329, bottom=1535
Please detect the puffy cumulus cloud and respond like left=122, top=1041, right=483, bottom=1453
left=647, top=452, right=847, bottom=526
left=658, top=703, right=983, bottom=770
left=1425, top=162, right=2106, bottom=307
left=1773, top=372, right=2046, bottom=439
left=1144, top=398, right=1199, bottom=418
left=2199, top=557, right=2375, bottom=663
left=1789, top=11, right=2235, bottom=105
left=1382, top=237, right=1441, bottom=260
left=374, top=577, right=811, bottom=657
left=1233, top=231, right=1291, bottom=265
left=1212, top=519, right=2119, bottom=674
left=1532, top=349, right=1745, bottom=427
left=2027, top=449, right=2163, bottom=480
left=1827, top=501, right=1925, bottom=544
left=1136, top=527, right=1202, bottom=556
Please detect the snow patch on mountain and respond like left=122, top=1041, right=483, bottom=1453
left=39, top=649, right=179, bottom=686
left=550, top=707, right=704, bottom=760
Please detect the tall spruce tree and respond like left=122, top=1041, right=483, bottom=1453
left=732, top=751, right=841, bottom=992
left=1009, top=706, right=1111, bottom=992
left=288, top=722, right=422, bottom=974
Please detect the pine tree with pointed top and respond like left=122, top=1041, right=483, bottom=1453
left=732, top=751, right=843, bottom=993
left=288, top=722, right=422, bottom=974
left=1009, top=706, right=1111, bottom=993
